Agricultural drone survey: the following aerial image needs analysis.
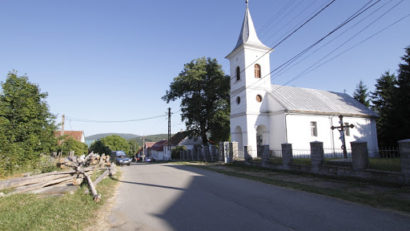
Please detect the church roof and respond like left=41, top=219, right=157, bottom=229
left=270, top=85, right=378, bottom=118
left=227, top=3, right=270, bottom=57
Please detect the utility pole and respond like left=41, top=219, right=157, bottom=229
left=61, top=114, right=65, bottom=136
left=168, top=107, right=171, bottom=152
left=331, top=115, right=354, bottom=159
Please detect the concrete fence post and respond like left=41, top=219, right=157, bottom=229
left=281, top=143, right=293, bottom=169
left=244, top=146, right=253, bottom=162
left=211, top=145, right=217, bottom=162
left=399, top=139, right=410, bottom=184
left=188, top=149, right=193, bottom=161
left=351, top=142, right=369, bottom=171
left=219, top=142, right=225, bottom=161
left=310, top=141, right=324, bottom=173
left=230, top=142, right=238, bottom=160
left=204, top=146, right=210, bottom=162
left=261, top=145, right=270, bottom=167
left=224, top=142, right=232, bottom=163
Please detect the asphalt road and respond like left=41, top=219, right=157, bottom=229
left=107, top=163, right=410, bottom=231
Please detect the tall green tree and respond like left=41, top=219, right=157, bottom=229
left=370, top=71, right=397, bottom=146
left=162, top=57, right=230, bottom=145
left=393, top=47, right=410, bottom=141
left=0, top=71, right=56, bottom=173
left=58, top=136, right=89, bottom=156
left=89, top=135, right=130, bottom=155
left=353, top=80, right=370, bottom=107
left=128, top=139, right=140, bottom=156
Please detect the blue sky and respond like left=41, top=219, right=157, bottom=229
left=1, top=0, right=409, bottom=136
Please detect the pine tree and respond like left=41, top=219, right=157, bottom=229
left=370, top=71, right=397, bottom=146
left=353, top=81, right=370, bottom=107
left=393, top=47, right=410, bottom=141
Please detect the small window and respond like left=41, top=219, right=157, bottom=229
left=310, top=121, right=318, bottom=137
left=256, top=94, right=262, bottom=102
left=344, top=123, right=350, bottom=136
left=254, top=64, right=261, bottom=78
left=236, top=66, right=240, bottom=81
left=236, top=96, right=241, bottom=105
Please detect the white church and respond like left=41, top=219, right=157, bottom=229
left=226, top=2, right=379, bottom=158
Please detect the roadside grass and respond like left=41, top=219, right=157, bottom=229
left=368, top=158, right=401, bottom=172
left=0, top=171, right=120, bottom=231
left=182, top=162, right=410, bottom=213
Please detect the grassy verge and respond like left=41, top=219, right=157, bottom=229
left=369, top=158, right=401, bottom=172
left=184, top=162, right=410, bottom=213
left=0, top=171, right=120, bottom=231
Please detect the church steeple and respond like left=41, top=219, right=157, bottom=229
left=230, top=1, right=270, bottom=53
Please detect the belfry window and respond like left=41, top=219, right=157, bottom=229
left=236, top=66, right=241, bottom=81
left=236, top=96, right=241, bottom=105
left=254, top=64, right=261, bottom=78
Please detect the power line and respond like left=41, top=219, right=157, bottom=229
left=233, top=0, right=382, bottom=98
left=230, top=0, right=338, bottom=82
left=270, top=0, right=381, bottom=81
left=273, top=0, right=394, bottom=79
left=68, top=114, right=168, bottom=123
left=280, top=11, right=410, bottom=87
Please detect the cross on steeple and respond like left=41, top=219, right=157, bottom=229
left=246, top=0, right=249, bottom=6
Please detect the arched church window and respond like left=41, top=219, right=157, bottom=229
left=236, top=66, right=240, bottom=81
left=236, top=96, right=241, bottom=105
left=256, top=94, right=262, bottom=102
left=254, top=64, right=261, bottom=78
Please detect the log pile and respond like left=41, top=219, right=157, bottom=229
left=0, top=152, right=115, bottom=202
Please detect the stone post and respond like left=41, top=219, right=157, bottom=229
left=210, top=145, right=217, bottom=162
left=188, top=149, right=193, bottom=161
left=219, top=142, right=225, bottom=161
left=399, top=139, right=410, bottom=184
left=230, top=142, right=238, bottom=160
left=193, top=147, right=197, bottom=161
left=351, top=142, right=369, bottom=171
left=281, top=143, right=293, bottom=169
left=261, top=145, right=270, bottom=167
left=204, top=146, right=210, bottom=162
left=224, top=142, right=232, bottom=163
left=310, top=141, right=324, bottom=173
left=244, top=146, right=253, bottom=162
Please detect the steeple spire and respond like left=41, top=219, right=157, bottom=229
left=229, top=1, right=270, bottom=54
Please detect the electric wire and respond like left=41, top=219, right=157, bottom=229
left=235, top=0, right=381, bottom=96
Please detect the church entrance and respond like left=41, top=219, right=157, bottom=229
left=256, top=125, right=266, bottom=158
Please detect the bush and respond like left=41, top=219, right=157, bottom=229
left=172, top=146, right=186, bottom=160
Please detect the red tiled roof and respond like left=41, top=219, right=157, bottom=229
left=144, top=142, right=156, bottom=149
left=167, top=131, right=191, bottom=146
left=55, top=130, right=84, bottom=142
left=151, top=140, right=167, bottom=151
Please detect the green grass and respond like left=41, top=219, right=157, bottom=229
left=186, top=163, right=410, bottom=213
left=0, top=171, right=120, bottom=231
left=368, top=158, right=401, bottom=172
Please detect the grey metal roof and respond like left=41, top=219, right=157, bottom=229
left=270, top=85, right=377, bottom=117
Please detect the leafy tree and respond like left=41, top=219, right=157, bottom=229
left=0, top=71, right=56, bottom=173
left=128, top=139, right=140, bottom=157
left=162, top=57, right=230, bottom=145
left=392, top=47, right=410, bottom=142
left=58, top=136, right=88, bottom=156
left=89, top=140, right=111, bottom=155
left=370, top=71, right=397, bottom=146
left=353, top=80, right=370, bottom=107
left=89, top=135, right=130, bottom=155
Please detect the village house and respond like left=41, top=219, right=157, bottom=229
left=55, top=130, right=86, bottom=143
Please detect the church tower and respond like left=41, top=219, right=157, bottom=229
left=226, top=1, right=272, bottom=157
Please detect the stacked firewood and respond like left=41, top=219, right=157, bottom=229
left=0, top=152, right=116, bottom=202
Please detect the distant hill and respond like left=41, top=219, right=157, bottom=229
left=129, top=134, right=169, bottom=146
left=85, top=133, right=169, bottom=147
left=85, top=133, right=139, bottom=143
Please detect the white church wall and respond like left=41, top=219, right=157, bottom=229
left=269, top=113, right=287, bottom=156
left=286, top=114, right=379, bottom=157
